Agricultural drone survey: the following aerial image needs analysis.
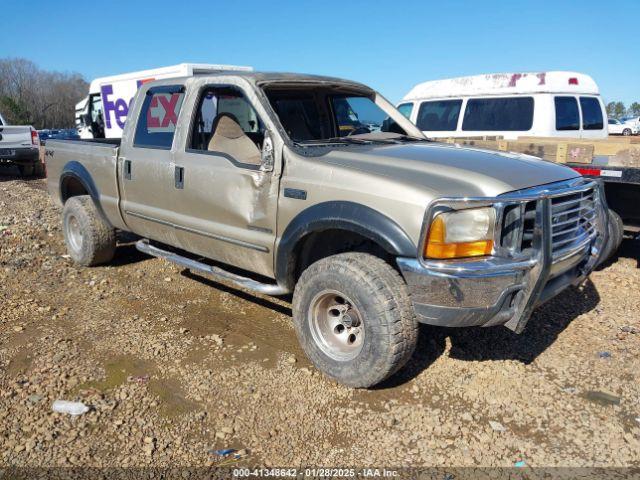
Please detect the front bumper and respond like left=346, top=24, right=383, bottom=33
left=0, top=146, right=39, bottom=165
left=398, top=179, right=608, bottom=333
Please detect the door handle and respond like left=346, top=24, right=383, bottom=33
left=174, top=165, right=184, bottom=189
left=123, top=159, right=132, bottom=180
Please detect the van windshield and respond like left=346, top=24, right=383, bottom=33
left=264, top=86, right=422, bottom=144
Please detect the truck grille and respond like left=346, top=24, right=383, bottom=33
left=516, top=187, right=597, bottom=258
left=500, top=182, right=598, bottom=259
left=549, top=188, right=597, bottom=257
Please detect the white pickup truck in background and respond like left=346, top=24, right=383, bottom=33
left=0, top=112, right=43, bottom=176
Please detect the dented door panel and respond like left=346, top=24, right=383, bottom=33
left=169, top=77, right=282, bottom=278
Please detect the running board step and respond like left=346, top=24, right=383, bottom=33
left=135, top=239, right=290, bottom=296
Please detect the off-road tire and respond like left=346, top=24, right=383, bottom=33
left=34, top=162, right=45, bottom=178
left=292, top=252, right=418, bottom=388
left=62, top=195, right=116, bottom=266
left=599, top=208, right=624, bottom=264
left=18, top=164, right=34, bottom=177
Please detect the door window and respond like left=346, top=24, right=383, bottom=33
left=189, top=86, right=264, bottom=167
left=416, top=100, right=462, bottom=131
left=554, top=96, right=579, bottom=131
left=462, top=97, right=534, bottom=131
left=134, top=85, right=185, bottom=149
left=580, top=97, right=604, bottom=130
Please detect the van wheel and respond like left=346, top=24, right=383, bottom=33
left=292, top=252, right=418, bottom=388
left=62, top=196, right=116, bottom=266
left=623, top=128, right=631, bottom=136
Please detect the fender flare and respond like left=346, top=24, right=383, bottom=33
left=59, top=160, right=111, bottom=226
left=275, top=201, right=416, bottom=288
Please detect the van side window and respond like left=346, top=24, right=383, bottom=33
left=580, top=97, right=604, bottom=130
left=416, top=100, right=462, bottom=131
left=133, top=85, right=185, bottom=149
left=189, top=86, right=264, bottom=166
left=397, top=103, right=414, bottom=119
left=554, top=97, right=579, bottom=131
left=462, top=97, right=534, bottom=131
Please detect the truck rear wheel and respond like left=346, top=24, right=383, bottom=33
left=292, top=252, right=418, bottom=388
left=62, top=196, right=116, bottom=266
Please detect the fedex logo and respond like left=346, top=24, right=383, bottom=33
left=147, top=93, right=181, bottom=130
left=101, top=78, right=155, bottom=130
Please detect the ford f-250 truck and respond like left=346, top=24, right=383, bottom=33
left=0, top=112, right=43, bottom=176
left=46, top=71, right=609, bottom=387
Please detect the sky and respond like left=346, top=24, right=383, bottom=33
left=1, top=0, right=638, bottom=105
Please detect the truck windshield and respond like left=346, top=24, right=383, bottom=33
left=265, top=87, right=414, bottom=144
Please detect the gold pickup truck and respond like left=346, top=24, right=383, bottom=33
left=46, top=71, right=609, bottom=387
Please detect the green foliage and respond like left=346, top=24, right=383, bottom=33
left=0, top=95, right=30, bottom=124
left=0, top=57, right=88, bottom=128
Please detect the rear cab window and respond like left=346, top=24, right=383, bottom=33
left=134, top=85, right=185, bottom=149
left=417, top=99, right=462, bottom=131
left=554, top=96, right=579, bottom=131
left=462, top=97, right=534, bottom=131
left=580, top=97, right=604, bottom=130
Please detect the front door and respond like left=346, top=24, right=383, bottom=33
left=171, top=84, right=280, bottom=278
left=119, top=84, right=186, bottom=247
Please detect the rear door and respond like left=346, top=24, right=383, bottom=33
left=578, top=96, right=606, bottom=139
left=118, top=84, right=186, bottom=246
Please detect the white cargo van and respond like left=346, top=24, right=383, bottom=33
left=398, top=71, right=608, bottom=140
left=75, top=63, right=253, bottom=139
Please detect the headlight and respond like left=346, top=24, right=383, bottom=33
left=425, top=207, right=496, bottom=259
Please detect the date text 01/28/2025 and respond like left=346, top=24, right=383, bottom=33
left=233, top=468, right=400, bottom=477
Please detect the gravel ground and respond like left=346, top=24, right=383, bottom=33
left=1, top=173, right=639, bottom=470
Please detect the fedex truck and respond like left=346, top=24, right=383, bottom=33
left=75, top=63, right=253, bottom=140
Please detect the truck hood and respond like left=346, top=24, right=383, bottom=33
left=319, top=142, right=580, bottom=198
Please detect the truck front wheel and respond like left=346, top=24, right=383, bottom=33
left=62, top=196, right=116, bottom=266
left=292, top=252, right=418, bottom=388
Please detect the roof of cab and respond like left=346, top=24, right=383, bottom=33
left=142, top=71, right=374, bottom=93
left=194, top=71, right=371, bottom=89
left=402, top=71, right=600, bottom=101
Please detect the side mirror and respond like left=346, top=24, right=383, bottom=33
left=260, top=130, right=275, bottom=172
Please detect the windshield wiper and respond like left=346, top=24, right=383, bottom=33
left=294, top=137, right=371, bottom=147
left=394, top=134, right=432, bottom=142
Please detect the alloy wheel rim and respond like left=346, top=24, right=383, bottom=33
left=308, top=289, right=365, bottom=361
left=67, top=215, right=83, bottom=253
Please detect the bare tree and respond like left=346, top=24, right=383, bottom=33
left=0, top=57, right=88, bottom=129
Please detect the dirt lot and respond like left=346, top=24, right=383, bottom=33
left=1, top=173, right=639, bottom=470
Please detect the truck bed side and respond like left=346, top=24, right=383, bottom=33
left=45, top=139, right=127, bottom=230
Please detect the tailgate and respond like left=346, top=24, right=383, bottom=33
left=0, top=126, right=33, bottom=149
